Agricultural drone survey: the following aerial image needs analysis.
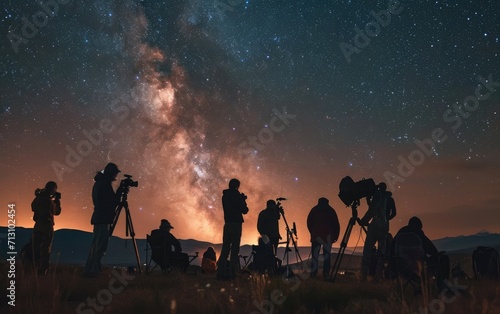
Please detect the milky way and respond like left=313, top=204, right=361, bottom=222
left=1, top=0, right=499, bottom=245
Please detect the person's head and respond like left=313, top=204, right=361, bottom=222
left=266, top=199, right=276, bottom=209
left=378, top=182, right=387, bottom=191
left=206, top=246, right=215, bottom=253
left=103, top=162, right=121, bottom=180
left=228, top=178, right=240, bottom=189
left=160, top=219, right=174, bottom=231
left=318, top=197, right=329, bottom=206
left=44, top=181, right=58, bottom=194
left=408, top=216, right=423, bottom=230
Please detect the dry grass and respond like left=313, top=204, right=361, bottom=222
left=1, top=254, right=499, bottom=314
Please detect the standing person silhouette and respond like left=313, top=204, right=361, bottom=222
left=216, top=178, right=249, bottom=280
left=84, top=163, right=123, bottom=277
left=307, top=197, right=340, bottom=279
left=31, top=181, right=62, bottom=275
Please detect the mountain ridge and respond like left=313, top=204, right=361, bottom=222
left=2, top=227, right=500, bottom=266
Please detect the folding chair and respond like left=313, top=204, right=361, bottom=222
left=145, top=234, right=170, bottom=274
left=390, top=232, right=426, bottom=293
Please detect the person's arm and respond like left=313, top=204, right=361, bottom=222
left=420, top=231, right=439, bottom=256
left=169, top=234, right=182, bottom=253
left=52, top=198, right=61, bottom=216
left=387, top=197, right=396, bottom=220
left=307, top=209, right=314, bottom=233
left=239, top=193, right=249, bottom=214
left=257, top=211, right=265, bottom=235
left=360, top=208, right=373, bottom=226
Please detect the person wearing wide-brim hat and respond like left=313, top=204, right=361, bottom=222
left=150, top=219, right=189, bottom=272
left=160, top=219, right=174, bottom=230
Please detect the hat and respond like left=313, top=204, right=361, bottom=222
left=104, top=163, right=121, bottom=176
left=160, top=219, right=174, bottom=229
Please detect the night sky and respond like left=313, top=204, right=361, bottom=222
left=1, top=0, right=499, bottom=247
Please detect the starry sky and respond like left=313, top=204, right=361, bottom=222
left=1, top=0, right=499, bottom=247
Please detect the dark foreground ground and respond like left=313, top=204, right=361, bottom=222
left=1, top=254, right=499, bottom=313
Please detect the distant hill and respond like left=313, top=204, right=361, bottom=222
left=2, top=227, right=500, bottom=266
left=433, top=231, right=500, bottom=254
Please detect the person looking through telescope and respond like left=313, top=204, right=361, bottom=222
left=307, top=197, right=340, bottom=279
left=359, top=182, right=393, bottom=282
left=257, top=200, right=282, bottom=254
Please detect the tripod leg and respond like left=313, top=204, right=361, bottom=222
left=329, top=218, right=355, bottom=281
left=124, top=205, right=142, bottom=273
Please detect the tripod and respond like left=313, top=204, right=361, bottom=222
left=278, top=201, right=304, bottom=278
left=110, top=187, right=142, bottom=273
left=329, top=199, right=367, bottom=281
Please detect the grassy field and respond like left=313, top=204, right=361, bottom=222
left=1, top=254, right=499, bottom=314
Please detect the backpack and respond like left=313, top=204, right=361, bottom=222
left=472, top=246, right=499, bottom=280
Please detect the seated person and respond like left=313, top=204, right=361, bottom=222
left=252, top=236, right=281, bottom=275
left=391, top=217, right=449, bottom=286
left=150, top=219, right=189, bottom=272
left=201, top=247, right=217, bottom=274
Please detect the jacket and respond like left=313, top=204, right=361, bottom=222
left=31, top=189, right=61, bottom=226
left=90, top=172, right=120, bottom=224
left=257, top=207, right=281, bottom=239
left=222, top=188, right=249, bottom=223
left=307, top=204, right=340, bottom=243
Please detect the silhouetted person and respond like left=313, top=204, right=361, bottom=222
left=257, top=200, right=282, bottom=254
left=85, top=163, right=122, bottom=277
left=360, top=182, right=392, bottom=281
left=307, top=197, right=340, bottom=279
left=393, top=217, right=450, bottom=286
left=31, top=181, right=61, bottom=275
left=201, top=246, right=217, bottom=274
left=150, top=219, right=189, bottom=272
left=385, top=187, right=397, bottom=228
left=217, top=178, right=249, bottom=280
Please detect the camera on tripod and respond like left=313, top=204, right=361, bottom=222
left=120, top=174, right=138, bottom=189
left=275, top=197, right=286, bottom=215
left=338, top=176, right=377, bottom=207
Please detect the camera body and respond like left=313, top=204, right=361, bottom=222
left=121, top=174, right=138, bottom=188
left=54, top=192, right=62, bottom=200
